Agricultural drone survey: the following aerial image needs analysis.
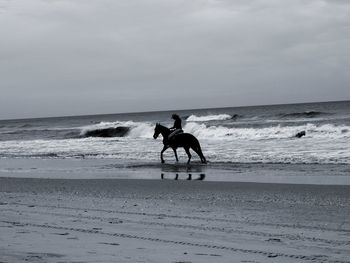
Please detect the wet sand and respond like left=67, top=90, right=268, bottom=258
left=1, top=158, right=350, bottom=185
left=1, top=178, right=350, bottom=263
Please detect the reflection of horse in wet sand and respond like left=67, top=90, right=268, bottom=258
left=161, top=173, right=206, bottom=180
left=153, top=123, right=207, bottom=164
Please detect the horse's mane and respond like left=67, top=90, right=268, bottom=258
left=157, top=123, right=169, bottom=130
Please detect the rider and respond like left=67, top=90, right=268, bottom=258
left=168, top=114, right=183, bottom=140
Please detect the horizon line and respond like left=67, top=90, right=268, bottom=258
left=1, top=99, right=349, bottom=122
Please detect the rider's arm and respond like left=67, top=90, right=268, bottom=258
left=170, top=121, right=176, bottom=130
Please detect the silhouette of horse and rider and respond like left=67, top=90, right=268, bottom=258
left=153, top=114, right=207, bottom=164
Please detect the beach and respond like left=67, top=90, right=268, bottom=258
left=1, top=102, right=350, bottom=262
left=1, top=176, right=349, bottom=263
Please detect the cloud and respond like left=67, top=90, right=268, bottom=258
left=0, top=0, right=349, bottom=118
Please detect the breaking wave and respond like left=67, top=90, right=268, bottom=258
left=82, top=127, right=130, bottom=138
left=3, top=119, right=349, bottom=142
left=186, top=114, right=236, bottom=122
left=183, top=122, right=349, bottom=141
left=80, top=121, right=154, bottom=138
left=80, top=120, right=349, bottom=141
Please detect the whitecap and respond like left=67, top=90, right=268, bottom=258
left=186, top=114, right=233, bottom=122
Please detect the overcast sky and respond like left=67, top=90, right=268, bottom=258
left=0, top=0, right=349, bottom=119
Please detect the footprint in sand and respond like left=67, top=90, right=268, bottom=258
left=98, top=242, right=120, bottom=246
left=52, top=232, right=69, bottom=236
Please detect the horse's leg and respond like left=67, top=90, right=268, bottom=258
left=160, top=146, right=168, bottom=163
left=172, top=148, right=179, bottom=162
left=184, top=147, right=192, bottom=164
left=192, top=146, right=207, bottom=164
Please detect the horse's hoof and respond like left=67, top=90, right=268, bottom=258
left=161, top=160, right=165, bottom=164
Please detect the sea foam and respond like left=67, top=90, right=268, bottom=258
left=80, top=120, right=350, bottom=141
left=186, top=114, right=233, bottom=122
left=184, top=122, right=350, bottom=140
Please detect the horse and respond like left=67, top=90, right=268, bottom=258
left=153, top=123, right=207, bottom=164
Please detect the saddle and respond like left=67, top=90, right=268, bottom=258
left=168, top=129, right=183, bottom=140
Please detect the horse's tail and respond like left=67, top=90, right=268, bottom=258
left=192, top=138, right=207, bottom=164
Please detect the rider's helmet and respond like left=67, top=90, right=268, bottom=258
left=172, top=114, right=180, bottom=120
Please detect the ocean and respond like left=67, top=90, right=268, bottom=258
left=0, top=101, right=349, bottom=183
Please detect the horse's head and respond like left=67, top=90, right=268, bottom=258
left=153, top=123, right=161, bottom=139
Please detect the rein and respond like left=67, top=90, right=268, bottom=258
left=158, top=124, right=170, bottom=138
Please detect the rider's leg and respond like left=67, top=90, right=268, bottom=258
left=168, top=129, right=182, bottom=140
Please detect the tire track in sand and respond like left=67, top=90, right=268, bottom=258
left=2, top=220, right=348, bottom=263
left=3, top=207, right=349, bottom=247
left=10, top=202, right=350, bottom=233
